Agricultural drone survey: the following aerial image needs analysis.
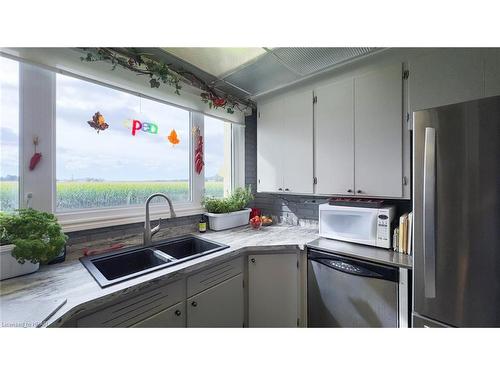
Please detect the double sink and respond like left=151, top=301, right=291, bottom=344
left=80, top=235, right=229, bottom=287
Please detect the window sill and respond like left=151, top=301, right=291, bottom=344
left=57, top=204, right=204, bottom=233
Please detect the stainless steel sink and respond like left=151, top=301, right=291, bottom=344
left=80, top=235, right=229, bottom=287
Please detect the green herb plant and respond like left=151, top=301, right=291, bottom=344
left=0, top=209, right=68, bottom=264
left=202, top=186, right=254, bottom=214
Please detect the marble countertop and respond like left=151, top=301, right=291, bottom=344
left=0, top=224, right=319, bottom=327
left=0, top=223, right=412, bottom=327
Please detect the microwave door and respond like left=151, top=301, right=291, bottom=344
left=320, top=208, right=378, bottom=246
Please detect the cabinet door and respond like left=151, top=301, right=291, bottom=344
left=354, top=63, right=403, bottom=198
left=409, top=49, right=484, bottom=111
left=281, top=90, right=314, bottom=194
left=248, top=253, right=299, bottom=327
left=132, top=302, right=186, bottom=328
left=187, top=273, right=244, bottom=327
left=314, top=78, right=354, bottom=195
left=257, top=99, right=283, bottom=192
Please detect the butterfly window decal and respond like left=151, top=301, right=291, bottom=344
left=87, top=112, right=109, bottom=133
left=167, top=129, right=180, bottom=146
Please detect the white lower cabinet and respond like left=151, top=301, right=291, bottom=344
left=75, top=254, right=301, bottom=328
left=248, top=253, right=299, bottom=327
left=187, top=273, right=244, bottom=327
left=132, top=301, right=185, bottom=328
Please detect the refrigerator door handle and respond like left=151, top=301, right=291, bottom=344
left=423, top=127, right=436, bottom=298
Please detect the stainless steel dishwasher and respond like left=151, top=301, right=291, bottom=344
left=307, top=248, right=399, bottom=327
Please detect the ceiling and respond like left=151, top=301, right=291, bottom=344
left=147, top=47, right=381, bottom=101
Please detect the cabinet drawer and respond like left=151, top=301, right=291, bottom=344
left=187, top=257, right=243, bottom=297
left=77, top=279, right=184, bottom=327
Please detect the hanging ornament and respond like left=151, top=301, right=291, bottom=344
left=193, top=126, right=204, bottom=174
left=29, top=136, right=42, bottom=171
left=87, top=111, right=109, bottom=133
left=167, top=129, right=180, bottom=146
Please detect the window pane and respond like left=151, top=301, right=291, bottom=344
left=0, top=57, right=19, bottom=212
left=204, top=116, right=231, bottom=198
left=56, top=74, right=190, bottom=211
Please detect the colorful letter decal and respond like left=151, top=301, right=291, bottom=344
left=124, top=118, right=180, bottom=145
left=132, top=119, right=142, bottom=135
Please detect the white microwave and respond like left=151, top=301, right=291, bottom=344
left=318, top=204, right=396, bottom=249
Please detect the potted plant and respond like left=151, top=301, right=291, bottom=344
left=202, top=186, right=254, bottom=231
left=0, top=208, right=67, bottom=280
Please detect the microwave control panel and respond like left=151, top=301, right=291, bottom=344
left=376, top=208, right=394, bottom=247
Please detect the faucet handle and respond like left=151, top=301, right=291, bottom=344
left=152, top=217, right=162, bottom=235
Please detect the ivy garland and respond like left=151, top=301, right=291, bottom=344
left=79, top=48, right=254, bottom=114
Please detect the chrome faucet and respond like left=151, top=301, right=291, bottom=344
left=144, top=193, right=176, bottom=246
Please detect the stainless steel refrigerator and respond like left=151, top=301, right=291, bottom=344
left=413, top=95, right=500, bottom=327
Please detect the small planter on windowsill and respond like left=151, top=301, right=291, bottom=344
left=0, top=209, right=67, bottom=281
left=0, top=244, right=40, bottom=280
left=202, top=186, right=254, bottom=232
left=204, top=208, right=252, bottom=231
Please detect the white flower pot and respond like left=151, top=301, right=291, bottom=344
left=204, top=208, right=251, bottom=231
left=0, top=244, right=39, bottom=281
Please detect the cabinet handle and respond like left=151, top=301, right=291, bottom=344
left=250, top=258, right=255, bottom=263
left=175, top=310, right=182, bottom=316
left=357, top=190, right=364, bottom=194
left=191, top=301, right=197, bottom=307
left=347, top=189, right=353, bottom=193
left=284, top=188, right=289, bottom=191
left=278, top=188, right=283, bottom=191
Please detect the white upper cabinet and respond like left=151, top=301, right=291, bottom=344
left=281, top=90, right=314, bottom=194
left=257, top=98, right=284, bottom=192
left=314, top=78, right=355, bottom=195
left=409, top=49, right=484, bottom=111
left=484, top=49, right=500, bottom=97
left=257, top=90, right=313, bottom=194
left=354, top=63, right=403, bottom=198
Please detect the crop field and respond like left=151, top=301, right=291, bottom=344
left=0, top=181, right=224, bottom=211
left=0, top=181, right=19, bottom=211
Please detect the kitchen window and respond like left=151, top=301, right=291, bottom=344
left=0, top=57, right=245, bottom=230
left=56, top=74, right=190, bottom=211
left=0, top=56, right=20, bottom=212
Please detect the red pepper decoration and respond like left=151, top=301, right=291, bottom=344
left=29, top=137, right=42, bottom=171
left=193, top=127, right=204, bottom=174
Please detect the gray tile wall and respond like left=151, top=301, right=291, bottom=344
left=245, top=111, right=257, bottom=195
left=66, top=215, right=200, bottom=247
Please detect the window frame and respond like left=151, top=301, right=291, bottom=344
left=11, top=58, right=245, bottom=232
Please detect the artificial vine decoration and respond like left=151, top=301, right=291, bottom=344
left=79, top=48, right=255, bottom=115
